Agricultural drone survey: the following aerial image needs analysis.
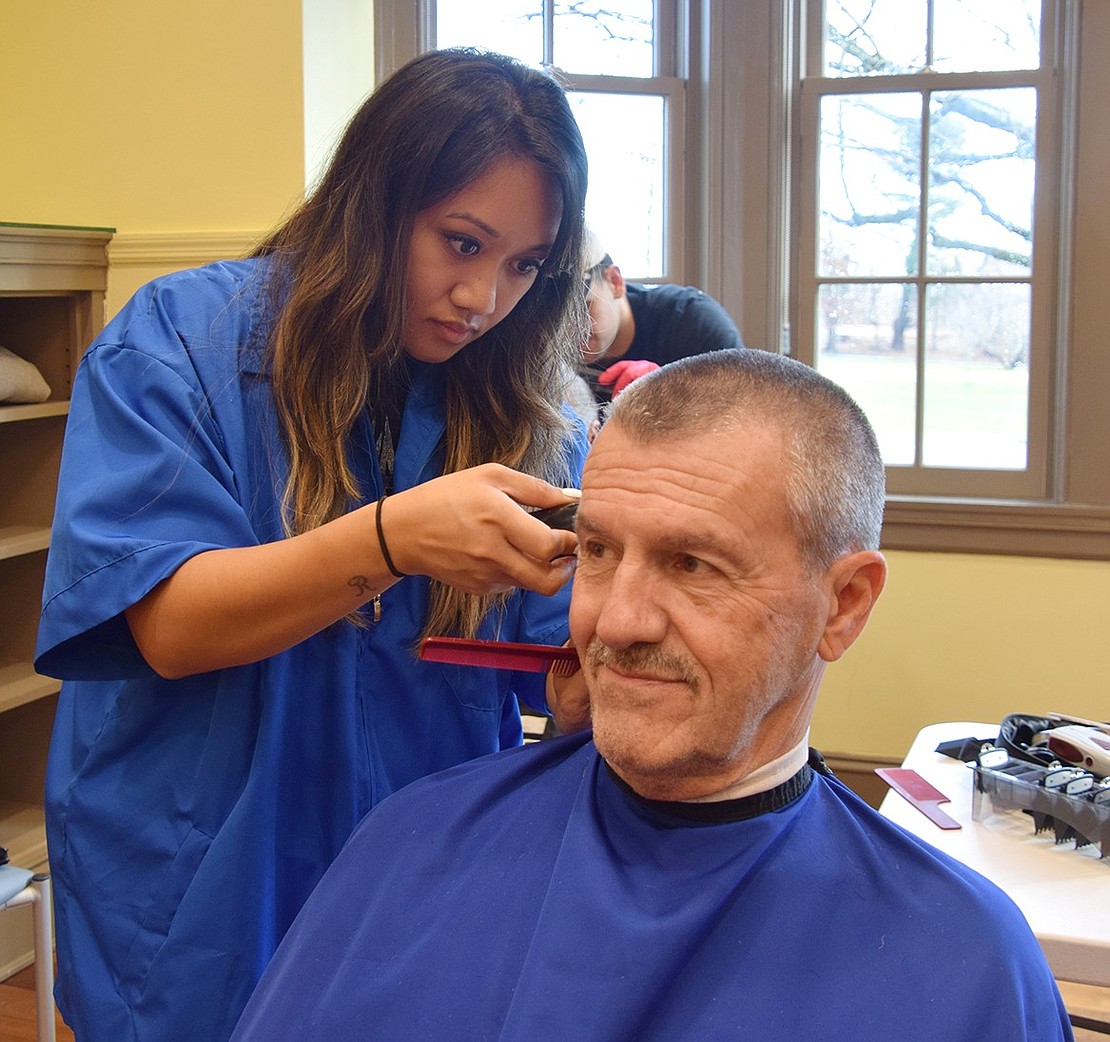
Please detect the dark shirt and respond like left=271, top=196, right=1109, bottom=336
left=584, top=282, right=743, bottom=402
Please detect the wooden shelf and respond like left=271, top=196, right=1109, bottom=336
left=0, top=664, right=61, bottom=715
left=0, top=225, right=112, bottom=295
left=0, top=228, right=110, bottom=969
left=0, top=401, right=69, bottom=425
left=0, top=526, right=51, bottom=562
left=0, top=801, right=47, bottom=870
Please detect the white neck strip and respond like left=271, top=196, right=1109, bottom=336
left=685, top=732, right=811, bottom=803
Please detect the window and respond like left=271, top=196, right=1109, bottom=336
left=368, top=0, right=1110, bottom=558
left=796, top=0, right=1054, bottom=501
left=375, top=0, right=685, bottom=281
left=787, top=0, right=1110, bottom=558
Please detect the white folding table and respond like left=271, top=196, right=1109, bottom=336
left=878, top=721, right=1109, bottom=991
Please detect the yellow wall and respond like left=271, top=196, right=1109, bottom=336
left=5, top=4, right=1107, bottom=764
left=4, top=0, right=305, bottom=313
left=3, top=2, right=305, bottom=234
left=813, top=550, right=1110, bottom=759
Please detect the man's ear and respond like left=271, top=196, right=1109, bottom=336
left=605, top=264, right=627, bottom=299
left=817, top=550, right=887, bottom=663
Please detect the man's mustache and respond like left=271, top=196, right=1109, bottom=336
left=585, top=639, right=699, bottom=689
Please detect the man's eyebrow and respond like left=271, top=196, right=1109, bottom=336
left=656, top=529, right=732, bottom=557
left=573, top=511, right=605, bottom=539
left=580, top=512, right=733, bottom=559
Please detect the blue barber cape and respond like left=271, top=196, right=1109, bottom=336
left=234, top=732, right=1073, bottom=1042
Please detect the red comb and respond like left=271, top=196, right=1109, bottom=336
left=418, top=637, right=580, bottom=676
left=875, top=768, right=962, bottom=830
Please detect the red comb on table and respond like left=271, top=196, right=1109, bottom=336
left=418, top=637, right=581, bottom=676
left=875, top=767, right=962, bottom=830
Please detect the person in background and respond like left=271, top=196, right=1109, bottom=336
left=34, top=48, right=590, bottom=1042
left=581, top=229, right=743, bottom=402
left=231, top=349, right=1072, bottom=1042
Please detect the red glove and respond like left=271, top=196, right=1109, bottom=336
left=597, top=359, right=660, bottom=396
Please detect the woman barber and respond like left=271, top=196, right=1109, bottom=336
left=35, top=48, right=589, bottom=1042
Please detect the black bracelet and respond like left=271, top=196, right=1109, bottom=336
left=375, top=495, right=407, bottom=579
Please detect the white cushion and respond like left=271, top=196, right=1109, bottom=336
left=0, top=344, right=51, bottom=403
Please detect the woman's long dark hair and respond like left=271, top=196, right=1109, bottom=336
left=253, top=48, right=589, bottom=637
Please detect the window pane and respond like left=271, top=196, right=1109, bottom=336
left=927, top=88, right=1035, bottom=277
left=555, top=1, right=654, bottom=76
left=825, top=0, right=1041, bottom=77
left=817, top=282, right=918, bottom=465
left=922, top=282, right=1029, bottom=468
left=825, top=0, right=927, bottom=76
left=436, top=0, right=543, bottom=61
left=809, top=1, right=1052, bottom=492
left=932, top=0, right=1041, bottom=73
left=819, top=93, right=922, bottom=278
left=570, top=92, right=665, bottom=276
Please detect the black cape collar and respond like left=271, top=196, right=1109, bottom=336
left=604, top=749, right=833, bottom=825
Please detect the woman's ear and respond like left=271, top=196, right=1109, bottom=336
left=817, top=550, right=887, bottom=663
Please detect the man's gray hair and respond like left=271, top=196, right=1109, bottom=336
left=606, top=349, right=885, bottom=570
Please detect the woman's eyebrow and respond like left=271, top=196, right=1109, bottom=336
left=444, top=211, right=555, bottom=254
left=445, top=212, right=499, bottom=238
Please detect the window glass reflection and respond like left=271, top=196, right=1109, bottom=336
left=923, top=282, right=1029, bottom=468
left=825, top=0, right=927, bottom=76
left=819, top=93, right=922, bottom=278
left=436, top=0, right=542, bottom=60
left=817, top=282, right=918, bottom=466
left=927, top=88, right=1035, bottom=277
left=569, top=92, right=665, bottom=276
left=932, top=0, right=1040, bottom=73
left=555, top=0, right=654, bottom=77
left=824, top=0, right=1041, bottom=77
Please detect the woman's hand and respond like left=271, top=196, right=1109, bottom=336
left=382, top=464, right=580, bottom=596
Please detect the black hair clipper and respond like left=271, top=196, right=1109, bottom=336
left=531, top=501, right=579, bottom=531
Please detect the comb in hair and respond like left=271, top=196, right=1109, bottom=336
left=419, top=637, right=581, bottom=676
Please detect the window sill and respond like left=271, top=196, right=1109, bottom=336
left=882, top=498, right=1110, bottom=560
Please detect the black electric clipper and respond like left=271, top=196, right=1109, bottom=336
left=531, top=501, right=579, bottom=531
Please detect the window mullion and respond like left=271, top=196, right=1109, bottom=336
left=915, top=90, right=929, bottom=469
left=542, top=0, right=554, bottom=66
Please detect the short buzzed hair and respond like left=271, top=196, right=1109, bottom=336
left=605, top=349, right=885, bottom=570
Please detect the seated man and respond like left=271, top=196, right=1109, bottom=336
left=233, top=350, right=1072, bottom=1042
left=581, top=232, right=743, bottom=402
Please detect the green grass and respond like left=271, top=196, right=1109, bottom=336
left=817, top=352, right=1028, bottom=469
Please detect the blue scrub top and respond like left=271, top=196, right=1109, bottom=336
left=34, top=258, right=587, bottom=1042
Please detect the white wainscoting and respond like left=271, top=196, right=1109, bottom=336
left=107, top=231, right=263, bottom=317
